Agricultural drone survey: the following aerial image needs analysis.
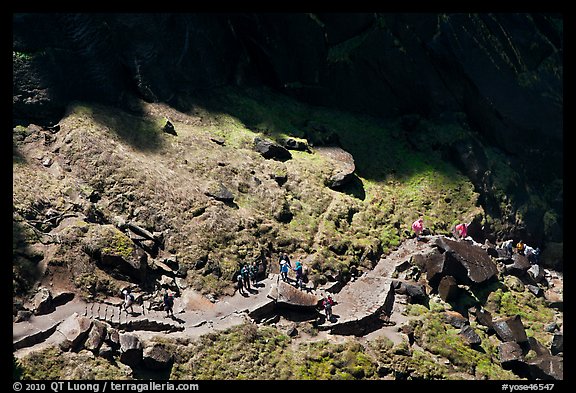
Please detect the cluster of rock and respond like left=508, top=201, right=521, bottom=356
left=14, top=287, right=75, bottom=321
left=391, top=236, right=563, bottom=380
left=253, top=132, right=357, bottom=192
left=53, top=312, right=174, bottom=370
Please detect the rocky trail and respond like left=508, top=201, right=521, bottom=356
left=12, top=234, right=564, bottom=380
left=13, top=235, right=440, bottom=358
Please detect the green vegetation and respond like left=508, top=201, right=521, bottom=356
left=185, top=86, right=482, bottom=286
left=170, top=322, right=378, bottom=380
left=18, top=347, right=130, bottom=380
left=13, top=50, right=38, bottom=61
left=12, top=85, right=485, bottom=297
left=100, top=230, right=135, bottom=259
left=485, top=288, right=556, bottom=345
left=413, top=313, right=519, bottom=379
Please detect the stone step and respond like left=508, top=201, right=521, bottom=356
left=84, top=302, right=184, bottom=332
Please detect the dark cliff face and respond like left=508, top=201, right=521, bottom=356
left=12, top=12, right=563, bottom=247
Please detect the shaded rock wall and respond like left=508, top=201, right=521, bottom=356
left=13, top=12, right=562, bottom=246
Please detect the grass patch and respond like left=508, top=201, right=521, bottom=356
left=414, top=313, right=521, bottom=379
left=18, top=346, right=129, bottom=380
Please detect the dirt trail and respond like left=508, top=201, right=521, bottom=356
left=13, top=236, right=442, bottom=356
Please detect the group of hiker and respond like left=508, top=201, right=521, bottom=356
left=236, top=261, right=262, bottom=295
left=500, top=239, right=540, bottom=264
left=234, top=251, right=334, bottom=320
left=412, top=217, right=541, bottom=265
left=121, top=288, right=174, bottom=318
left=412, top=217, right=469, bottom=241
left=278, top=253, right=305, bottom=289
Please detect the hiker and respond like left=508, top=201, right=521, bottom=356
left=122, top=289, right=135, bottom=314
left=163, top=291, right=174, bottom=317
left=524, top=245, right=540, bottom=264
left=293, top=260, right=304, bottom=290
left=236, top=272, right=245, bottom=295
left=322, top=294, right=335, bottom=321
left=279, top=253, right=292, bottom=269
left=412, top=217, right=424, bottom=240
left=250, top=261, right=259, bottom=286
left=501, top=239, right=514, bottom=257
left=454, top=223, right=468, bottom=240
left=516, top=240, right=525, bottom=255
left=241, top=265, right=251, bottom=290
left=533, top=247, right=541, bottom=264
left=280, top=259, right=290, bottom=282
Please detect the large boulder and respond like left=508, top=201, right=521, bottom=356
left=492, top=315, right=528, bottom=344
left=119, top=333, right=143, bottom=367
left=527, top=355, right=563, bottom=380
left=443, top=311, right=468, bottom=329
left=56, top=312, right=93, bottom=351
left=315, top=146, right=356, bottom=189
left=423, top=252, right=449, bottom=289
left=98, top=342, right=115, bottom=360
left=83, top=224, right=147, bottom=282
left=498, top=341, right=531, bottom=377
left=279, top=137, right=311, bottom=152
left=268, top=280, right=320, bottom=308
left=432, top=237, right=498, bottom=285
left=253, top=137, right=292, bottom=161
left=392, top=280, right=428, bottom=306
left=550, top=333, right=563, bottom=356
left=504, top=254, right=532, bottom=277
left=84, top=320, right=107, bottom=352
left=438, top=275, right=459, bottom=302
left=459, top=325, right=482, bottom=346
left=31, top=286, right=55, bottom=315
left=472, top=307, right=494, bottom=331
left=499, top=341, right=524, bottom=365
left=527, top=264, right=545, bottom=283
left=143, top=343, right=174, bottom=370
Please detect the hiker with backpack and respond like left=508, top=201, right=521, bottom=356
left=501, top=239, right=514, bottom=257
left=524, top=244, right=540, bottom=264
left=279, top=253, right=292, bottom=269
left=516, top=240, right=525, bottom=255
left=280, top=259, right=290, bottom=282
left=250, top=261, right=259, bottom=286
left=163, top=291, right=174, bottom=317
left=241, top=265, right=251, bottom=291
left=322, top=294, right=335, bottom=321
left=236, top=271, right=245, bottom=295
left=293, top=260, right=304, bottom=290
left=122, top=289, right=135, bottom=314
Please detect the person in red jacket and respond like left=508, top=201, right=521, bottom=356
left=412, top=217, right=424, bottom=240
left=322, top=294, right=335, bottom=321
left=454, top=223, right=468, bottom=240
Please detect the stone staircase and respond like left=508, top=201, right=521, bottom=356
left=83, top=300, right=184, bottom=333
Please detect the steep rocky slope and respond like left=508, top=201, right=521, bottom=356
left=13, top=13, right=563, bottom=250
left=13, top=87, right=563, bottom=381
left=13, top=12, right=562, bottom=381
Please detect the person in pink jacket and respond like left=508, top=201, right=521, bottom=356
left=412, top=218, right=424, bottom=240
left=454, top=223, right=468, bottom=240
